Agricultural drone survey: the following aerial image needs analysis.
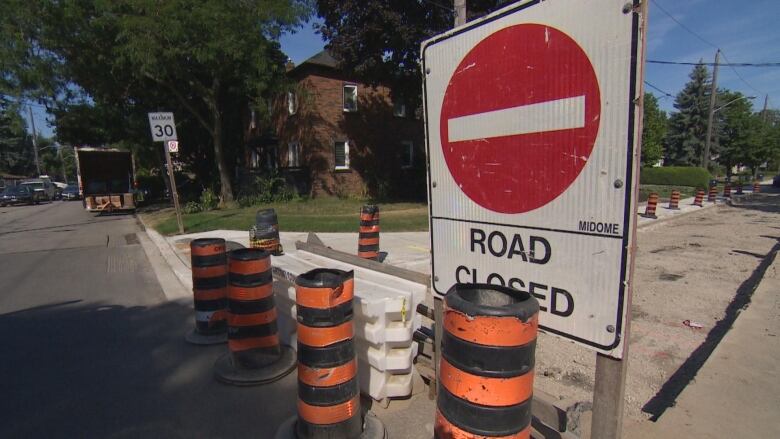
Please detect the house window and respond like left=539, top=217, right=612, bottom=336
left=287, top=141, right=301, bottom=167
left=343, top=84, right=358, bottom=112
left=334, top=141, right=350, bottom=170
left=287, top=91, right=297, bottom=115
left=250, top=149, right=261, bottom=169
left=266, top=145, right=278, bottom=171
left=401, top=141, right=413, bottom=168
left=393, top=100, right=406, bottom=118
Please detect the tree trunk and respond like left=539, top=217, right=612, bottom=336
left=212, top=111, right=234, bottom=205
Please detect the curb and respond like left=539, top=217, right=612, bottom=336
left=136, top=213, right=192, bottom=300
left=637, top=196, right=719, bottom=231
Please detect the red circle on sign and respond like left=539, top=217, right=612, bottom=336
left=440, top=24, right=601, bottom=214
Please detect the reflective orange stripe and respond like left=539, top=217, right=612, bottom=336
left=444, top=308, right=537, bottom=347
left=440, top=358, right=533, bottom=406
left=298, top=359, right=357, bottom=387
left=297, top=395, right=360, bottom=425
left=358, top=237, right=379, bottom=246
left=228, top=309, right=277, bottom=326
left=228, top=334, right=279, bottom=352
left=360, top=213, right=377, bottom=221
left=295, top=280, right=354, bottom=309
left=358, top=251, right=378, bottom=258
left=359, top=226, right=380, bottom=233
left=229, top=257, right=270, bottom=275
left=191, top=244, right=225, bottom=256
left=297, top=321, right=353, bottom=347
left=435, top=410, right=530, bottom=439
left=194, top=288, right=227, bottom=301
left=192, top=265, right=227, bottom=278
left=228, top=284, right=273, bottom=301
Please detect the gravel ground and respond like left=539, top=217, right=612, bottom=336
left=533, top=192, right=780, bottom=420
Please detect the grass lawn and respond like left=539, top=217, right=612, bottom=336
left=638, top=185, right=698, bottom=202
left=140, top=198, right=429, bottom=236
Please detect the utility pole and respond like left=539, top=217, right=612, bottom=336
left=703, top=49, right=720, bottom=170
left=762, top=94, right=769, bottom=121
left=454, top=0, right=466, bottom=26
left=28, top=106, right=41, bottom=176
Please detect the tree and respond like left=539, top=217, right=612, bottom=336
left=665, top=63, right=710, bottom=166
left=3, top=0, right=311, bottom=205
left=0, top=95, right=34, bottom=176
left=715, top=91, right=757, bottom=177
left=316, top=1, right=507, bottom=107
left=642, top=93, right=666, bottom=166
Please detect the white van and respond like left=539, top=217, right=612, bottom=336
left=21, top=178, right=56, bottom=201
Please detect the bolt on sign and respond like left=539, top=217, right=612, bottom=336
left=422, top=0, right=642, bottom=358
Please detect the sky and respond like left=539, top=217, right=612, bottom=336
left=30, top=0, right=780, bottom=137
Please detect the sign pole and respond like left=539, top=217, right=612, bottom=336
left=164, top=142, right=185, bottom=234
left=590, top=1, right=647, bottom=438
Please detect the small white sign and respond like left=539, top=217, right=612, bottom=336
left=147, top=112, right=178, bottom=142
left=167, top=140, right=179, bottom=153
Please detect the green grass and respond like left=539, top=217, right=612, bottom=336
left=638, top=185, right=698, bottom=202
left=141, top=198, right=429, bottom=236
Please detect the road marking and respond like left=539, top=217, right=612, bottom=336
left=447, top=95, right=586, bottom=142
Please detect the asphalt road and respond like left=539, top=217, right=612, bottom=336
left=0, top=202, right=298, bottom=438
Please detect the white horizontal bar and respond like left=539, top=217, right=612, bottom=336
left=447, top=95, right=586, bottom=142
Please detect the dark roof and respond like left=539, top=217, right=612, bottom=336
left=290, top=50, right=340, bottom=74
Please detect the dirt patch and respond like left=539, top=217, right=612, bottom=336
left=533, top=194, right=780, bottom=420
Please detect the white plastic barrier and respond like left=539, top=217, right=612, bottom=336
left=270, top=249, right=426, bottom=401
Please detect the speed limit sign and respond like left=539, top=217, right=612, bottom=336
left=147, top=112, right=178, bottom=141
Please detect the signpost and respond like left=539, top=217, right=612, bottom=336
left=422, top=1, right=646, bottom=437
left=148, top=112, right=184, bottom=234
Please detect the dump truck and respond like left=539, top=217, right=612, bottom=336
left=75, top=147, right=136, bottom=212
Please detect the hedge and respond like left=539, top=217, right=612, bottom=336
left=639, top=167, right=712, bottom=189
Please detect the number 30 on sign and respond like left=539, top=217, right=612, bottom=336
left=147, top=112, right=178, bottom=142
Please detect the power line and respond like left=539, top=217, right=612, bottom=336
left=648, top=59, right=780, bottom=67
left=651, top=0, right=718, bottom=49
left=719, top=52, right=765, bottom=96
left=644, top=81, right=675, bottom=99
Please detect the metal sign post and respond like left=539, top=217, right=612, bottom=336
left=148, top=112, right=184, bottom=234
left=422, top=0, right=646, bottom=437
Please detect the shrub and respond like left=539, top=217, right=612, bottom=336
left=236, top=172, right=296, bottom=205
left=639, top=167, right=712, bottom=189
left=183, top=201, right=202, bottom=214
left=199, top=188, right=219, bottom=211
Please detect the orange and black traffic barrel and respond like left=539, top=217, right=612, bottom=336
left=708, top=185, right=718, bottom=202
left=185, top=238, right=228, bottom=345
left=753, top=181, right=761, bottom=193
left=693, top=188, right=705, bottom=207
left=723, top=183, right=731, bottom=198
left=668, top=190, right=680, bottom=210
left=213, top=248, right=295, bottom=386
left=435, top=283, right=539, bottom=439
left=275, top=268, right=385, bottom=439
left=358, top=205, right=380, bottom=261
left=295, top=269, right=362, bottom=438
left=641, top=193, right=659, bottom=219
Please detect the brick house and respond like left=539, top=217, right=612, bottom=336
left=253, top=50, right=426, bottom=199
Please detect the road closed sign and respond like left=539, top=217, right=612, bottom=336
left=422, top=0, right=642, bottom=357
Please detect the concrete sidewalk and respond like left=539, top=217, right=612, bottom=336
left=627, top=244, right=780, bottom=438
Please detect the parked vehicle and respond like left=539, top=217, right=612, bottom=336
left=20, top=178, right=55, bottom=201
left=75, top=147, right=137, bottom=212
left=0, top=185, right=38, bottom=206
left=773, top=174, right=780, bottom=188
left=62, top=184, right=81, bottom=201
